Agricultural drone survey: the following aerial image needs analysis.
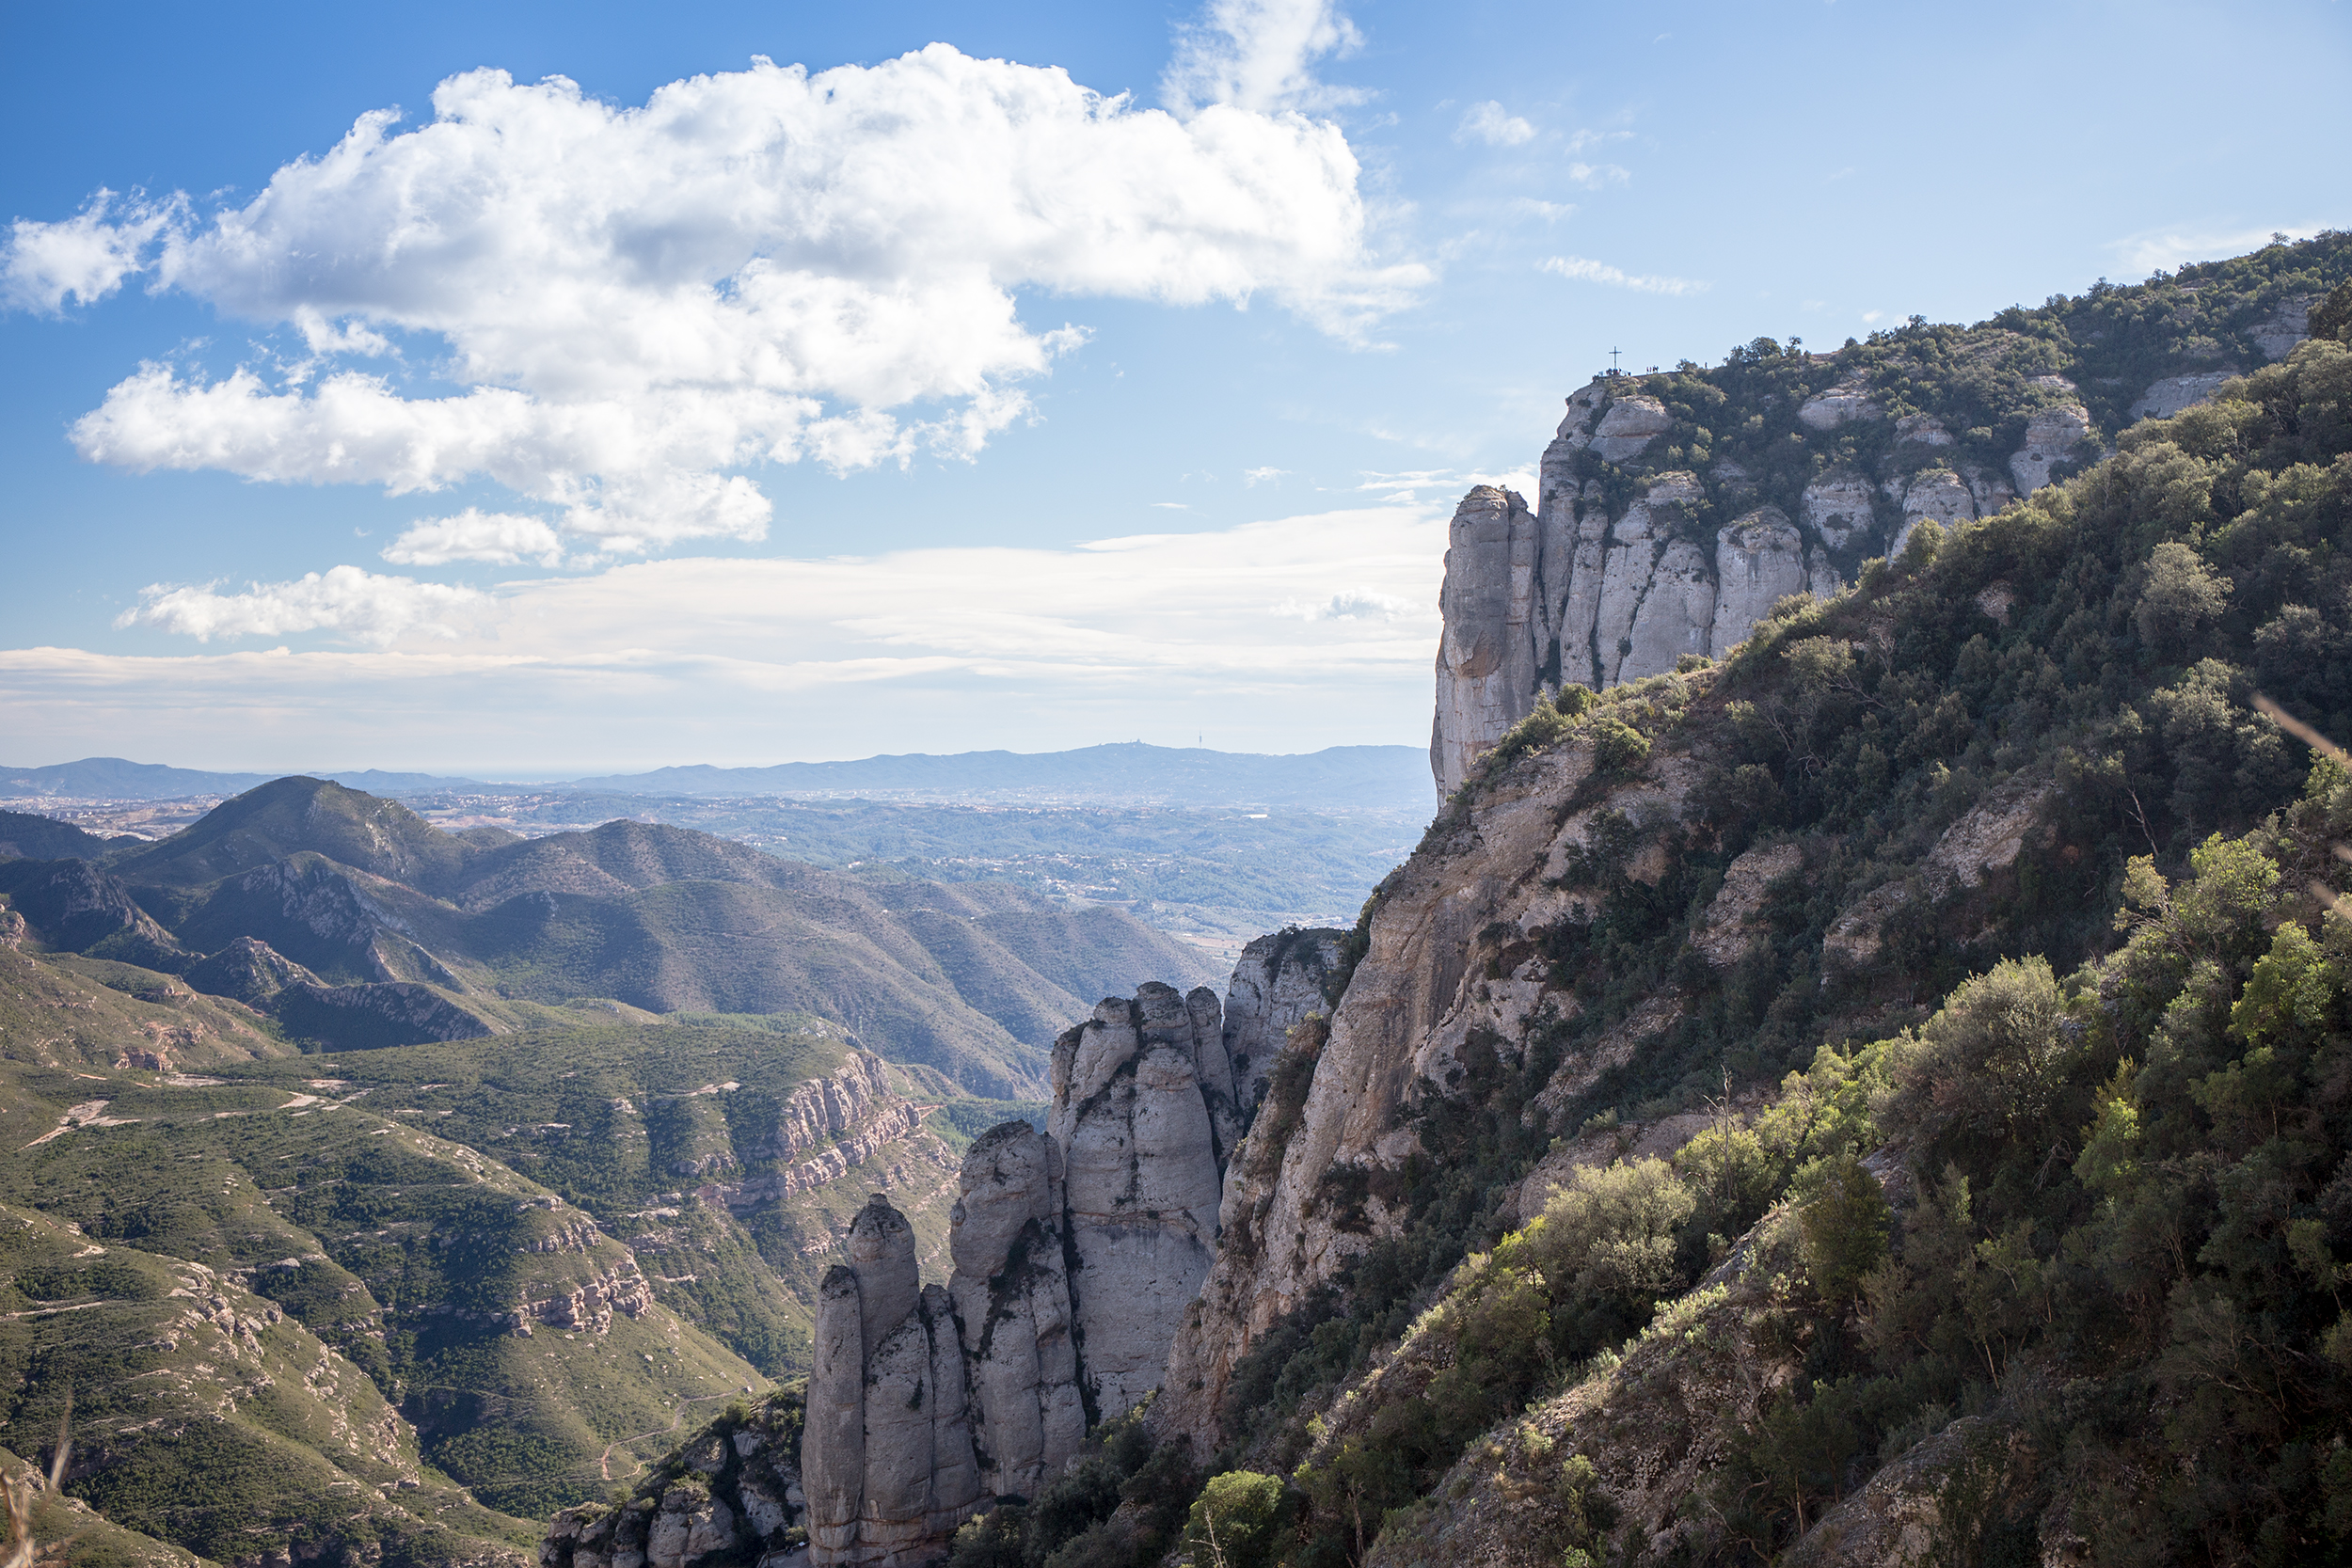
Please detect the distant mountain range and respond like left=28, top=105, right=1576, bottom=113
left=0, top=777, right=1218, bottom=1094
left=0, top=741, right=1429, bottom=811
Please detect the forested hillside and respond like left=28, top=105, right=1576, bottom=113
left=1165, top=293, right=2352, bottom=1564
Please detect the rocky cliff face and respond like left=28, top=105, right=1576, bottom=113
left=1429, top=291, right=2321, bottom=796
left=541, top=1393, right=810, bottom=1568
left=1158, top=726, right=1702, bottom=1453
left=793, top=974, right=1249, bottom=1566
left=1218, top=927, right=1343, bottom=1113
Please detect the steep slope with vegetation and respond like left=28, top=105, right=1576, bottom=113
left=1145, top=291, right=2352, bottom=1564
left=0, top=808, right=1073, bottom=1562
left=0, top=1008, right=1001, bottom=1564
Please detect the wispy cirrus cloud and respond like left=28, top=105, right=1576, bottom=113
left=1454, top=101, right=1534, bottom=147
left=1537, top=253, right=1707, bottom=296
left=1160, top=0, right=1368, bottom=116
left=12, top=504, right=1451, bottom=766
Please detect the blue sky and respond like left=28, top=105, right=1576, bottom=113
left=3, top=0, right=2345, bottom=776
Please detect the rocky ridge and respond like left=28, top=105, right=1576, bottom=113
left=803, top=979, right=1234, bottom=1565
left=557, top=935, right=1345, bottom=1568
left=1430, top=272, right=2325, bottom=796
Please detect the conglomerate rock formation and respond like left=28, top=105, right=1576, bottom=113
left=1218, top=927, right=1344, bottom=1113
left=1428, top=292, right=2318, bottom=796
left=800, top=978, right=1256, bottom=1565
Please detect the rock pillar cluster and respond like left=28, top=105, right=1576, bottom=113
left=803, top=981, right=1240, bottom=1567
left=1428, top=368, right=2128, bottom=797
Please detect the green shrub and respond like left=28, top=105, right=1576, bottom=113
left=1795, top=1154, right=1889, bottom=1303
left=2312, top=276, right=2352, bottom=343
left=1528, top=1157, right=1696, bottom=1303
left=1588, top=717, right=1651, bottom=777
left=1183, top=1471, right=1288, bottom=1568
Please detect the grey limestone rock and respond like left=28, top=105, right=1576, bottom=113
left=803, top=1268, right=865, bottom=1557
left=1887, top=467, right=1977, bottom=559
left=947, top=1122, right=1084, bottom=1500
left=2251, top=295, right=2313, bottom=360
left=1894, top=413, right=1953, bottom=447
left=846, top=1197, right=919, bottom=1360
left=1801, top=470, right=1878, bottom=553
left=2129, top=370, right=2238, bottom=421
left=1430, top=379, right=1895, bottom=795
left=1587, top=395, right=1673, bottom=462
left=1710, top=506, right=1809, bottom=656
left=1430, top=485, right=1545, bottom=801
left=1966, top=467, right=2017, bottom=518
left=804, top=1200, right=985, bottom=1567
left=1221, top=927, right=1343, bottom=1114
left=1797, top=381, right=1884, bottom=430
left=1052, top=985, right=1231, bottom=1418
left=2008, top=403, right=2093, bottom=495
left=799, top=985, right=1244, bottom=1559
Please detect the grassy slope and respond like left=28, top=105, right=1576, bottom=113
left=201, top=1019, right=970, bottom=1362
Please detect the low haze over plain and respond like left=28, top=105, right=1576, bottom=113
left=3, top=0, right=2344, bottom=775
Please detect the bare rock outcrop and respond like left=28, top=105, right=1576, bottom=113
left=1586, top=395, right=1673, bottom=461
left=1710, top=507, right=1809, bottom=655
left=1802, top=470, right=1878, bottom=552
left=696, top=1052, right=949, bottom=1211
left=2130, top=369, right=2238, bottom=420
left=1694, top=842, right=1804, bottom=968
left=1220, top=927, right=1343, bottom=1113
left=1052, top=985, right=1231, bottom=1417
left=543, top=1393, right=809, bottom=1568
left=806, top=1198, right=986, bottom=1567
left=1431, top=486, right=1546, bottom=798
left=2008, top=403, right=2093, bottom=494
left=947, top=1122, right=1084, bottom=1500
left=1429, top=357, right=2142, bottom=794
left=1797, top=381, right=1884, bottom=430
left=2251, top=294, right=2313, bottom=360
left=1887, top=467, right=1978, bottom=558
left=798, top=982, right=1242, bottom=1563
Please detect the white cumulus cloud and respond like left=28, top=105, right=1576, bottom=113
left=381, top=510, right=565, bottom=566
left=1538, top=254, right=1706, bottom=296
left=1455, top=102, right=1535, bottom=147
left=115, top=565, right=491, bottom=645
left=20, top=40, right=1423, bottom=556
left=2, top=190, right=183, bottom=312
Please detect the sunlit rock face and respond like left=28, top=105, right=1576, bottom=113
left=805, top=1197, right=985, bottom=1568
left=1051, top=984, right=1231, bottom=1418
left=800, top=980, right=1243, bottom=1563
left=1427, top=356, right=2161, bottom=796
left=1221, top=927, right=1343, bottom=1114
